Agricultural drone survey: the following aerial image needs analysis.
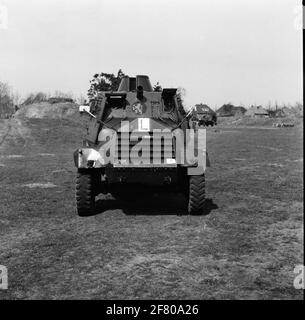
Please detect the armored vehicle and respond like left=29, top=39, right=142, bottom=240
left=74, top=75, right=207, bottom=215
left=192, top=104, right=217, bottom=127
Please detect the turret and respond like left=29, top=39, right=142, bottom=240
left=118, top=75, right=153, bottom=92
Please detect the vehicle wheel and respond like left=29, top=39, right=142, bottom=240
left=76, top=170, right=95, bottom=216
left=188, top=175, right=205, bottom=214
left=92, top=172, right=102, bottom=196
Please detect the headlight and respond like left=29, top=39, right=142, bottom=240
left=87, top=149, right=102, bottom=161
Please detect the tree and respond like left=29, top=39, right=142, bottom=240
left=12, top=91, right=21, bottom=105
left=0, top=81, right=10, bottom=97
left=153, top=82, right=162, bottom=92
left=88, top=69, right=126, bottom=101
left=0, top=81, right=15, bottom=118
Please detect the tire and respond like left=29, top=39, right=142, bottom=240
left=76, top=170, right=95, bottom=216
left=188, top=175, right=206, bottom=214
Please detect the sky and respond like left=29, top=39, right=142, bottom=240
left=0, top=0, right=303, bottom=109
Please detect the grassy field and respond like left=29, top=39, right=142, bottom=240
left=0, top=116, right=303, bottom=299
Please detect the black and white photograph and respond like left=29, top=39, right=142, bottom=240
left=0, top=0, right=303, bottom=303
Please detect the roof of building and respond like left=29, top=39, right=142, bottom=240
left=245, top=105, right=269, bottom=115
left=216, top=104, right=246, bottom=117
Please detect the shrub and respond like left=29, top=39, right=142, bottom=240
left=22, top=91, right=75, bottom=105
left=47, top=97, right=74, bottom=104
left=23, top=92, right=48, bottom=105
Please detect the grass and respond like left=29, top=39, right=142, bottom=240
left=0, top=117, right=303, bottom=299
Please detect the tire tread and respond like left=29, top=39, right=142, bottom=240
left=75, top=171, right=95, bottom=216
left=188, top=175, right=205, bottom=214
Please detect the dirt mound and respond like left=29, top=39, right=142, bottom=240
left=15, top=102, right=79, bottom=120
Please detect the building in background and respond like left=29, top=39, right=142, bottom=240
left=244, top=105, right=269, bottom=118
left=216, top=104, right=246, bottom=117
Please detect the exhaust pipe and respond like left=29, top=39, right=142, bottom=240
left=136, top=85, right=144, bottom=100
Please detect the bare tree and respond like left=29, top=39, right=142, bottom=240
left=0, top=81, right=14, bottom=118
